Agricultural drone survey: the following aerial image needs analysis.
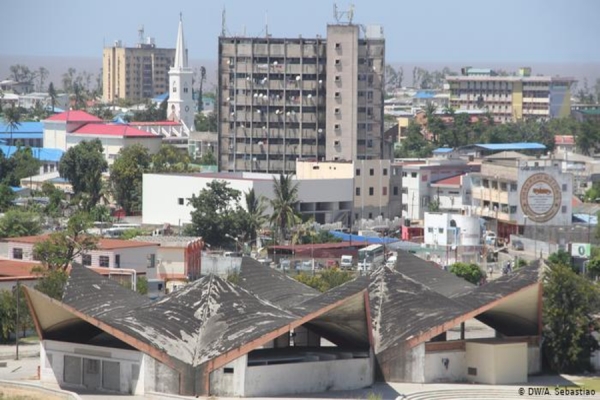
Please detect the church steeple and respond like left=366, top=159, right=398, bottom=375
left=168, top=13, right=195, bottom=132
left=174, top=13, right=188, bottom=69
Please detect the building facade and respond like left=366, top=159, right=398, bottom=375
left=470, top=159, right=573, bottom=238
left=447, top=67, right=575, bottom=123
left=217, top=22, right=384, bottom=173
left=102, top=32, right=175, bottom=102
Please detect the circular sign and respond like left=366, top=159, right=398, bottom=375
left=578, top=245, right=586, bottom=256
left=185, top=106, right=190, bottom=112
left=519, top=173, right=562, bottom=223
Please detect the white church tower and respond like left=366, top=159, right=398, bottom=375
left=168, top=14, right=195, bottom=131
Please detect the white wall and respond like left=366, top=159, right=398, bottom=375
left=209, top=355, right=247, bottom=396
left=41, top=339, right=145, bottom=395
left=43, top=121, right=67, bottom=150
left=66, top=135, right=162, bottom=165
left=242, top=357, right=373, bottom=397
left=424, top=350, right=466, bottom=383
left=465, top=342, right=527, bottom=385
left=201, top=255, right=242, bottom=277
left=156, top=247, right=185, bottom=277
left=424, top=213, right=481, bottom=247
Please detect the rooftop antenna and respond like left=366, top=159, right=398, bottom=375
left=265, top=10, right=269, bottom=37
left=138, top=25, right=145, bottom=45
left=221, top=6, right=227, bottom=37
left=333, top=3, right=355, bottom=24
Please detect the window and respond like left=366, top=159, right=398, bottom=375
left=510, top=183, right=517, bottom=192
left=369, top=168, right=374, bottom=176
left=334, top=92, right=341, bottom=98
left=334, top=124, right=340, bottom=130
left=393, top=186, right=398, bottom=196
left=334, top=59, right=341, bottom=66
left=334, top=108, right=340, bottom=115
left=428, top=227, right=434, bottom=233
left=382, top=187, right=387, bottom=196
left=99, top=256, right=109, bottom=267
left=82, top=254, right=92, bottom=266
left=178, top=198, right=184, bottom=205
left=383, top=168, right=388, bottom=176
left=411, top=172, right=417, bottom=178
left=12, top=248, right=23, bottom=260
left=369, top=187, right=374, bottom=196
left=86, top=359, right=100, bottom=374
left=224, top=367, right=234, bottom=374
left=368, top=212, right=373, bottom=219
left=335, top=42, right=341, bottom=49
left=510, top=206, right=517, bottom=214
left=335, top=75, right=341, bottom=82
left=438, top=228, right=444, bottom=234
left=562, top=184, right=568, bottom=192
left=355, top=187, right=361, bottom=196
left=402, top=171, right=407, bottom=177
left=115, top=254, right=121, bottom=268
left=562, top=205, right=567, bottom=213
left=401, top=187, right=408, bottom=194
left=148, top=254, right=156, bottom=268
left=356, top=168, right=361, bottom=176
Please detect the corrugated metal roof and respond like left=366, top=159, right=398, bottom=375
left=0, top=121, right=43, bottom=133
left=433, top=147, right=453, bottom=154
left=475, top=142, right=546, bottom=151
left=45, top=110, right=102, bottom=122
left=414, top=90, right=436, bottom=99
left=0, top=145, right=63, bottom=162
left=72, top=123, right=158, bottom=138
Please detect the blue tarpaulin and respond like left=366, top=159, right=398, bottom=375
left=328, top=230, right=400, bottom=245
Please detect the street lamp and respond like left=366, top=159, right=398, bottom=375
left=225, top=234, right=240, bottom=252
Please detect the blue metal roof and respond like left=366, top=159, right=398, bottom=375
left=0, top=122, right=43, bottom=134
left=433, top=147, right=453, bottom=154
left=414, top=90, right=436, bottom=99
left=328, top=230, right=400, bottom=245
left=0, top=145, right=64, bottom=162
left=0, top=133, right=43, bottom=139
left=475, top=142, right=546, bottom=151
left=573, top=214, right=598, bottom=225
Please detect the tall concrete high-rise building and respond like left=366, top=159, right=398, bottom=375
left=167, top=15, right=195, bottom=130
left=102, top=27, right=175, bottom=102
left=217, top=21, right=385, bottom=173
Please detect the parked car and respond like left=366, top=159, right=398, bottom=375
left=340, top=255, right=354, bottom=269
left=511, top=240, right=524, bottom=251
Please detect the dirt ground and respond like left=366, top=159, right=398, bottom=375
left=0, top=386, right=63, bottom=400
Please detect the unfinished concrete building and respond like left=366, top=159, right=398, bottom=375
left=218, top=22, right=385, bottom=173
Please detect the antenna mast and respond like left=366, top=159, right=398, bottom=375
left=221, top=7, right=227, bottom=37
left=333, top=3, right=355, bottom=24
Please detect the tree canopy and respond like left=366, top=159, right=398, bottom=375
left=58, top=139, right=108, bottom=211
left=449, top=262, right=485, bottom=285
left=109, top=144, right=151, bottom=215
left=0, top=209, right=42, bottom=238
left=269, top=174, right=300, bottom=243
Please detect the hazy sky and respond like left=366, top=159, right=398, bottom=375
left=1, top=0, right=599, bottom=63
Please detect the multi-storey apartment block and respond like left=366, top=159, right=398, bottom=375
left=218, top=23, right=385, bottom=173
left=103, top=32, right=175, bottom=102
left=447, top=67, right=575, bottom=123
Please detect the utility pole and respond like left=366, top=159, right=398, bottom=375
left=15, top=281, right=20, bottom=360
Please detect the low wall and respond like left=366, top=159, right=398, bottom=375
left=201, top=256, right=241, bottom=277
left=0, top=379, right=81, bottom=399
left=509, top=235, right=558, bottom=259
left=424, top=350, right=467, bottom=383
left=243, top=357, right=373, bottom=397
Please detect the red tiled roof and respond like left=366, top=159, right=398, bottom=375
left=432, top=174, right=463, bottom=186
left=555, top=135, right=575, bottom=145
left=45, top=110, right=102, bottom=122
left=0, top=260, right=43, bottom=277
left=130, top=121, right=181, bottom=126
left=5, top=235, right=159, bottom=250
left=72, top=123, right=159, bottom=138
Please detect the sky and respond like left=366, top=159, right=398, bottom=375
left=1, top=0, right=599, bottom=64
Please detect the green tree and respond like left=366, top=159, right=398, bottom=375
left=47, top=82, right=57, bottom=113
left=33, top=268, right=69, bottom=300
left=119, top=228, right=144, bottom=240
left=184, top=180, right=247, bottom=246
left=395, top=121, right=433, bottom=158
left=130, top=100, right=167, bottom=122
left=548, top=250, right=574, bottom=271
left=0, top=209, right=42, bottom=238
left=151, top=144, right=190, bottom=173
left=3, top=105, right=21, bottom=157
left=543, top=262, right=600, bottom=373
left=449, top=262, right=485, bottom=285
left=2, top=147, right=41, bottom=187
left=243, top=188, right=267, bottom=242
left=196, top=150, right=217, bottom=166
left=40, top=182, right=66, bottom=219
left=136, top=276, right=148, bottom=295
left=196, top=66, right=206, bottom=112
left=109, top=144, right=151, bottom=215
left=269, top=174, right=300, bottom=243
left=0, top=290, right=16, bottom=343
left=295, top=268, right=354, bottom=292
left=194, top=112, right=217, bottom=132
left=33, top=211, right=97, bottom=271
left=0, top=184, right=15, bottom=212
left=58, top=139, right=108, bottom=211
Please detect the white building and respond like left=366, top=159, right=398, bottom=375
left=167, top=15, right=195, bottom=131
left=43, top=110, right=162, bottom=164
left=424, top=212, right=482, bottom=264
left=398, top=159, right=480, bottom=222
left=430, top=173, right=472, bottom=213
left=1, top=235, right=159, bottom=278
left=142, top=172, right=353, bottom=226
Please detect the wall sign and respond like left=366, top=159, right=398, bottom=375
left=519, top=173, right=561, bottom=223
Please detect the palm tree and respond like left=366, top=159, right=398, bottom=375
left=244, top=188, right=267, bottom=242
left=48, top=82, right=57, bottom=113
left=269, top=174, right=300, bottom=243
left=3, top=105, right=21, bottom=157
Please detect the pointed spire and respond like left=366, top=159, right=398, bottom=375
left=174, top=13, right=188, bottom=69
